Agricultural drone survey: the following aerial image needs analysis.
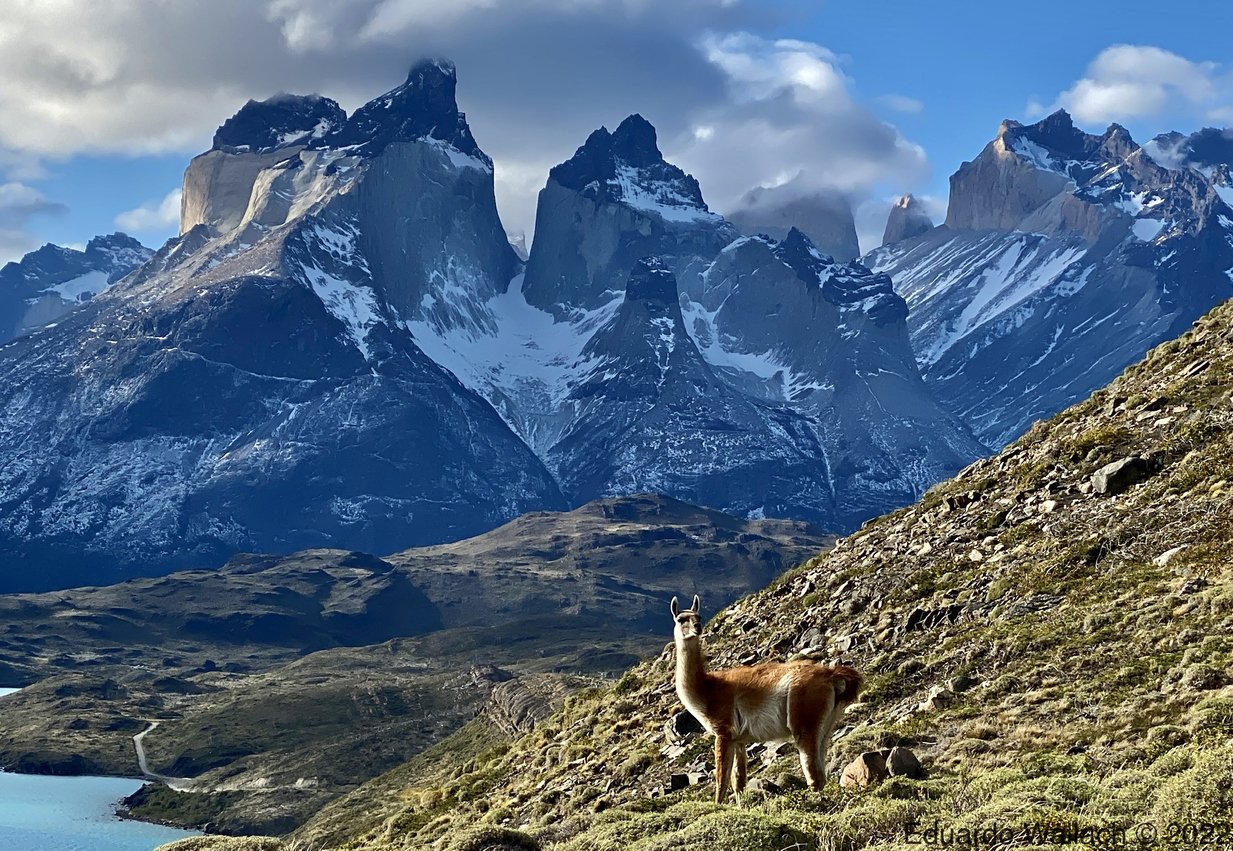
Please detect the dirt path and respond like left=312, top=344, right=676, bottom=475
left=132, top=721, right=195, bottom=792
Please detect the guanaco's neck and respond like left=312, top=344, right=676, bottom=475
left=675, top=636, right=708, bottom=700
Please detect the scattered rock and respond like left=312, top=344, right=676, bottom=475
left=1092, top=456, right=1153, bottom=495
left=919, top=685, right=955, bottom=712
left=663, top=710, right=704, bottom=743
left=886, top=746, right=926, bottom=780
left=1153, top=546, right=1187, bottom=567
left=840, top=750, right=889, bottom=789
left=745, top=777, right=782, bottom=795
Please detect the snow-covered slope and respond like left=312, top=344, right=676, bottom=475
left=866, top=111, right=1233, bottom=448
left=412, top=116, right=984, bottom=531
left=0, top=233, right=152, bottom=343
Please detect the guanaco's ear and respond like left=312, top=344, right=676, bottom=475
left=670, top=596, right=680, bottom=617
left=691, top=594, right=701, bottom=613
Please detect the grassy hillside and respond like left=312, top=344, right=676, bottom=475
left=190, top=297, right=1233, bottom=850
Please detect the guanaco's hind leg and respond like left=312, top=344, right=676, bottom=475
left=734, top=746, right=748, bottom=793
left=795, top=734, right=823, bottom=789
left=714, top=736, right=736, bottom=803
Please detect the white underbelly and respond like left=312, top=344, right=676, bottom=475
left=733, top=679, right=792, bottom=742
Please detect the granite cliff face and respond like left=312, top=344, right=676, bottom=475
left=0, top=233, right=151, bottom=343
left=867, top=110, right=1233, bottom=447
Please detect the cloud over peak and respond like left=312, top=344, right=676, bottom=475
left=0, top=1, right=929, bottom=242
left=1030, top=44, right=1231, bottom=126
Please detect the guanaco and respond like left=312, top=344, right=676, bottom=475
left=670, top=595, right=863, bottom=802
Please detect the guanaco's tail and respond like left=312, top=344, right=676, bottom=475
left=830, top=664, right=864, bottom=707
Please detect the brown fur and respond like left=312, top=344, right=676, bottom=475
left=670, top=595, right=864, bottom=801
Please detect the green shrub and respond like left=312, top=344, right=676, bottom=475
left=1151, top=744, right=1233, bottom=848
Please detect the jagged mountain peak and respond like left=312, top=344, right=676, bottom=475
left=774, top=229, right=906, bottom=325
left=771, top=226, right=834, bottom=273
left=1146, top=127, right=1233, bottom=173
left=1000, top=110, right=1143, bottom=174
left=212, top=92, right=346, bottom=153
left=610, top=113, right=663, bottom=167
left=548, top=113, right=708, bottom=215
left=84, top=232, right=146, bottom=253
left=0, top=232, right=153, bottom=344
left=333, top=57, right=486, bottom=161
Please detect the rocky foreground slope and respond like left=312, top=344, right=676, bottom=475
left=211, top=289, right=1233, bottom=851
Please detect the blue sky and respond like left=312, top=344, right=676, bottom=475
left=3, top=0, right=1230, bottom=262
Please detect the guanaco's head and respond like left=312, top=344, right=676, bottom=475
left=670, top=595, right=702, bottom=643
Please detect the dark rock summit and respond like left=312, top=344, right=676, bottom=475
left=549, top=114, right=700, bottom=205
left=212, top=93, right=346, bottom=152
left=333, top=59, right=488, bottom=162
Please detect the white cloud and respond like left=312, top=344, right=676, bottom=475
left=876, top=94, right=923, bottom=114
left=1038, top=44, right=1231, bottom=125
left=0, top=1, right=928, bottom=240
left=0, top=182, right=68, bottom=264
left=669, top=33, right=929, bottom=216
left=115, top=189, right=182, bottom=234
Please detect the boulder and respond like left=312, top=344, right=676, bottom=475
left=1092, top=456, right=1152, bottom=495
left=840, top=750, right=889, bottom=789
left=886, top=746, right=926, bottom=780
left=664, top=709, right=705, bottom=742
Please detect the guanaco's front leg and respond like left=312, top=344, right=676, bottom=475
left=714, top=736, right=735, bottom=803
left=734, top=746, right=748, bottom=793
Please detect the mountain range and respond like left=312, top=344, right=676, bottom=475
left=1, top=61, right=1231, bottom=592
left=0, top=61, right=980, bottom=590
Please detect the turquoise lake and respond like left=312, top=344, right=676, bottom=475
left=0, top=688, right=199, bottom=851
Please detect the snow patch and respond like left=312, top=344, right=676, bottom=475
left=1132, top=218, right=1166, bottom=242
left=44, top=270, right=109, bottom=302
left=424, top=137, right=492, bottom=173
left=407, top=274, right=623, bottom=454
left=612, top=165, right=718, bottom=223
left=303, top=267, right=381, bottom=360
